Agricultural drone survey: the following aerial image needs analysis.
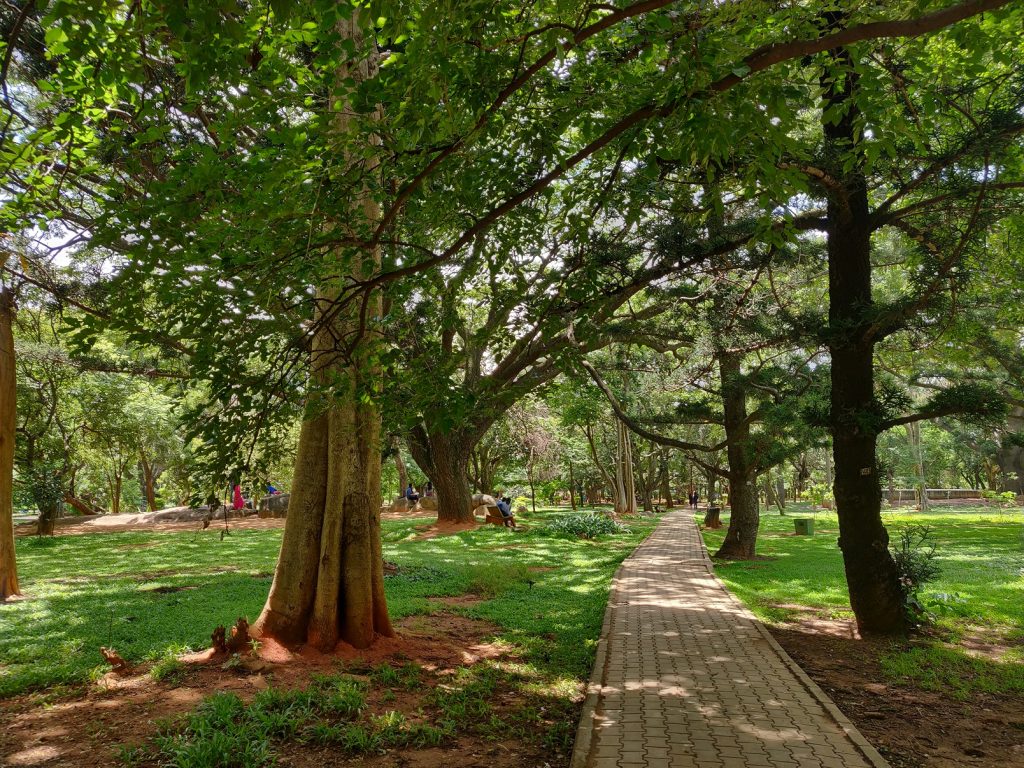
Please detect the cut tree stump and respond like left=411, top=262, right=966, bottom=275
left=703, top=506, right=722, bottom=529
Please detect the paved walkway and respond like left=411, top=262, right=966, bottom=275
left=571, top=510, right=888, bottom=768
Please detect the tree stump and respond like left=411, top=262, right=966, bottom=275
left=703, top=506, right=722, bottom=529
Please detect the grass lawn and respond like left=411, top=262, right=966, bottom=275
left=700, top=503, right=1024, bottom=697
left=0, top=507, right=655, bottom=701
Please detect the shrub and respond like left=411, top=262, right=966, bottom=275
left=541, top=513, right=630, bottom=539
left=890, top=525, right=942, bottom=618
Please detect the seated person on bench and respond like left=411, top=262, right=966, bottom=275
left=496, top=496, right=516, bottom=529
left=405, top=483, right=420, bottom=504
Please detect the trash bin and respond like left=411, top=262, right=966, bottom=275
left=794, top=518, right=814, bottom=535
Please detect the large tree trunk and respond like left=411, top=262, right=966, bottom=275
left=252, top=15, right=392, bottom=651
left=823, top=46, right=907, bottom=635
left=715, top=351, right=759, bottom=559
left=0, top=287, right=20, bottom=600
left=409, top=426, right=475, bottom=524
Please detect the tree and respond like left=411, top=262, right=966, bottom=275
left=804, top=10, right=1022, bottom=632
left=253, top=13, right=392, bottom=651
left=0, top=278, right=19, bottom=599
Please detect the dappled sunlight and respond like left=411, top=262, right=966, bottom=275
left=3, top=504, right=650, bottom=767
left=579, top=511, right=878, bottom=766
left=702, top=507, right=1024, bottom=630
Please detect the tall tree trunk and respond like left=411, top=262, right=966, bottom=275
left=140, top=453, right=159, bottom=512
left=0, top=287, right=20, bottom=599
left=526, top=447, right=537, bottom=513
left=905, top=422, right=929, bottom=512
left=253, top=15, right=392, bottom=650
left=704, top=468, right=717, bottom=504
left=823, top=44, right=907, bottom=635
left=765, top=469, right=786, bottom=514
left=392, top=437, right=408, bottom=500
left=715, top=352, right=759, bottom=559
left=568, top=460, right=577, bottom=510
left=409, top=426, right=475, bottom=524
left=824, top=443, right=833, bottom=490
left=112, top=473, right=122, bottom=516
left=659, top=449, right=674, bottom=508
left=613, top=418, right=637, bottom=516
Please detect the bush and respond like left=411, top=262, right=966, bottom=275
left=890, top=525, right=942, bottom=618
left=541, top=513, right=630, bottom=539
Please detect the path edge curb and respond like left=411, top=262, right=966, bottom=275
left=569, top=519, right=659, bottom=768
left=693, top=516, right=891, bottom=768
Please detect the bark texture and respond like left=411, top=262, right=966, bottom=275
left=409, top=426, right=475, bottom=523
left=140, top=453, right=160, bottom=511
left=0, top=287, right=20, bottom=599
left=823, top=47, right=907, bottom=634
left=613, top=418, right=637, bottom=516
left=715, top=352, right=759, bottom=559
left=252, top=16, right=392, bottom=650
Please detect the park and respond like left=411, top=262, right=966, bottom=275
left=1, top=1, right=1023, bottom=767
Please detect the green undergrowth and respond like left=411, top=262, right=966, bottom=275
left=122, top=658, right=582, bottom=768
left=540, top=511, right=632, bottom=539
left=880, top=646, right=1024, bottom=700
left=700, top=504, right=1024, bottom=697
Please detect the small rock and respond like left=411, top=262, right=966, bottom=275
left=248, top=674, right=269, bottom=690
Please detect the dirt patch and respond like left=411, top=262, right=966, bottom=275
left=769, top=618, right=1024, bottom=768
left=0, top=612, right=539, bottom=768
left=141, top=585, right=199, bottom=594
left=14, top=516, right=288, bottom=538
left=412, top=520, right=479, bottom=540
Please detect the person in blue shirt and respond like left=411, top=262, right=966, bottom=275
left=405, top=484, right=420, bottom=504
left=496, top=496, right=516, bottom=529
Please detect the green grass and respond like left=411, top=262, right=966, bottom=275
left=700, top=503, right=1024, bottom=696
left=0, top=507, right=657, bottom=699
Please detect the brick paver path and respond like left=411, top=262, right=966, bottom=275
left=571, top=510, right=888, bottom=768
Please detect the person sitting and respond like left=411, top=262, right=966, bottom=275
left=266, top=484, right=280, bottom=495
left=424, top=481, right=434, bottom=498
left=405, top=483, right=420, bottom=504
left=496, top=496, right=516, bottom=529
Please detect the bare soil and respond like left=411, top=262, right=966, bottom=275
left=0, top=612, right=561, bottom=768
left=769, top=617, right=1024, bottom=768
left=13, top=505, right=438, bottom=538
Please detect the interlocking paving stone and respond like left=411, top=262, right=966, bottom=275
left=571, top=510, right=888, bottom=768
